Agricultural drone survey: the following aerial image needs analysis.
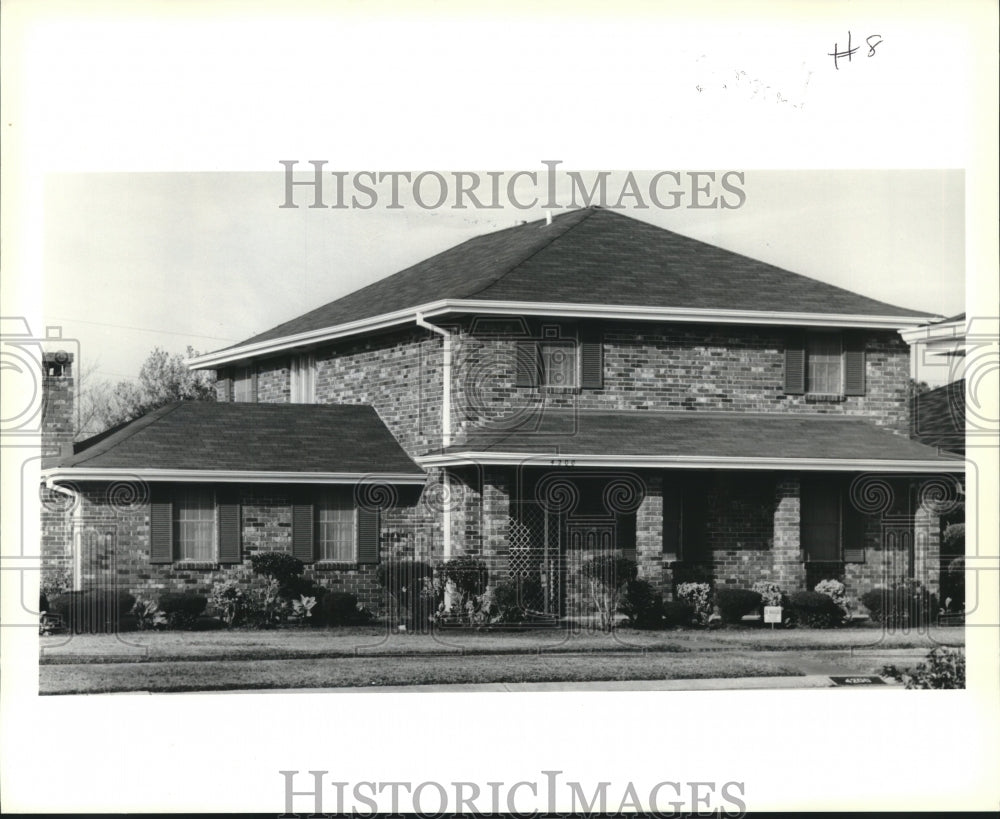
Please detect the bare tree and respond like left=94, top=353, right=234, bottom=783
left=75, top=346, right=215, bottom=439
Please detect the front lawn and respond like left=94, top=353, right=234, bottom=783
left=39, top=623, right=964, bottom=664
left=39, top=652, right=806, bottom=694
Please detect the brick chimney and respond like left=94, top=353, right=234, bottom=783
left=42, top=351, right=75, bottom=458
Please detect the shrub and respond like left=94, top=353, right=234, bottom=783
left=40, top=567, right=73, bottom=600
left=132, top=599, right=167, bottom=631
left=715, top=588, right=763, bottom=624
left=676, top=582, right=713, bottom=625
left=376, top=560, right=435, bottom=626
left=250, top=552, right=305, bottom=587
left=662, top=600, right=695, bottom=627
left=814, top=578, right=847, bottom=608
left=49, top=590, right=137, bottom=633
left=158, top=591, right=208, bottom=629
left=941, top=557, right=965, bottom=613
left=491, top=577, right=544, bottom=623
left=190, top=615, right=226, bottom=631
left=751, top=581, right=784, bottom=607
left=441, top=556, right=491, bottom=626
left=942, top=522, right=965, bottom=553
left=619, top=579, right=665, bottom=629
left=579, top=555, right=638, bottom=631
left=882, top=647, right=965, bottom=689
left=861, top=582, right=938, bottom=627
left=210, top=581, right=255, bottom=627
left=786, top=591, right=843, bottom=628
left=320, top=590, right=360, bottom=626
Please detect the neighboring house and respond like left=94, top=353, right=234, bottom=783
left=41, top=207, right=964, bottom=614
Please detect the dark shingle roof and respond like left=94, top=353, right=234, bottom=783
left=445, top=410, right=960, bottom=463
left=50, top=402, right=424, bottom=474
left=238, top=208, right=933, bottom=347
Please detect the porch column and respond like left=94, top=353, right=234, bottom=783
left=481, top=467, right=511, bottom=584
left=773, top=475, right=806, bottom=591
left=914, top=500, right=941, bottom=597
left=636, top=474, right=664, bottom=590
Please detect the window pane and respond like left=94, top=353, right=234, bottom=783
left=807, top=335, right=842, bottom=394
left=233, top=367, right=252, bottom=402
left=541, top=343, right=577, bottom=387
left=318, top=491, right=356, bottom=561
left=290, top=355, right=315, bottom=403
left=173, top=489, right=215, bottom=561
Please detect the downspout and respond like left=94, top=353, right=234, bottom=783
left=45, top=477, right=81, bottom=589
left=414, top=313, right=453, bottom=565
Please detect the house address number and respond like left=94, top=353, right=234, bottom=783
left=549, top=459, right=577, bottom=466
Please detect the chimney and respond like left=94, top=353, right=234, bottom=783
left=42, top=351, right=75, bottom=456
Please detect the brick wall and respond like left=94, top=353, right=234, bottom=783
left=43, top=481, right=446, bottom=614
left=450, top=321, right=911, bottom=434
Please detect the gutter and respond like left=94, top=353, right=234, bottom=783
left=187, top=301, right=940, bottom=370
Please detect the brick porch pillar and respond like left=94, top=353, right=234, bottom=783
left=773, top=475, right=805, bottom=591
left=636, top=473, right=664, bottom=591
left=914, top=501, right=941, bottom=596
left=481, top=467, right=511, bottom=584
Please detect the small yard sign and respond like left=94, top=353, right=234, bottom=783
left=763, top=606, right=783, bottom=624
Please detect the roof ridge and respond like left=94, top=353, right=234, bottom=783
left=461, top=208, right=598, bottom=300
left=68, top=402, right=185, bottom=467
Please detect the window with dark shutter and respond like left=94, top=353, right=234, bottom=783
left=784, top=334, right=806, bottom=395
left=150, top=495, right=174, bottom=564
left=843, top=336, right=866, bottom=396
left=357, top=508, right=380, bottom=565
left=291, top=499, right=315, bottom=564
left=580, top=331, right=603, bottom=389
left=515, top=341, right=540, bottom=388
left=217, top=492, right=242, bottom=564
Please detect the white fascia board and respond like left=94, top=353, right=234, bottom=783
left=416, top=452, right=965, bottom=473
left=42, top=468, right=427, bottom=484
left=426, top=301, right=939, bottom=330
left=188, top=299, right=936, bottom=370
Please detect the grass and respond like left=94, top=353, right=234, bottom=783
left=39, top=653, right=806, bottom=695
left=39, top=622, right=964, bottom=665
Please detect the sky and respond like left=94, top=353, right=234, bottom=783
left=43, top=168, right=965, bottom=384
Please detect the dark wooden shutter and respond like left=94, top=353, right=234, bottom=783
left=843, top=335, right=866, bottom=396
left=663, top=483, right=682, bottom=562
left=784, top=334, right=806, bottom=395
left=291, top=499, right=315, bottom=564
left=580, top=330, right=604, bottom=389
left=357, top=508, right=380, bottom=565
left=217, top=492, right=242, bottom=564
left=515, top=341, right=540, bottom=388
left=250, top=368, right=259, bottom=403
left=150, top=493, right=173, bottom=564
left=842, top=486, right=867, bottom=563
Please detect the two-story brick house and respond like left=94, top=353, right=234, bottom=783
left=41, top=207, right=964, bottom=615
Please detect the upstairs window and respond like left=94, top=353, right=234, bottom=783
left=232, top=366, right=256, bottom=402
left=785, top=332, right=866, bottom=397
left=290, top=353, right=315, bottom=403
left=540, top=342, right=578, bottom=388
left=806, top=334, right=843, bottom=395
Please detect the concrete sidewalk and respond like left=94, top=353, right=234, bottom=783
left=186, top=673, right=896, bottom=694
